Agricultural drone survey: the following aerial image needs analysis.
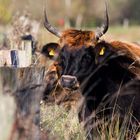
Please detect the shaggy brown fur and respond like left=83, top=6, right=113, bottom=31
left=59, top=29, right=140, bottom=76
left=60, top=29, right=97, bottom=48
left=41, top=29, right=140, bottom=69
left=111, top=41, right=140, bottom=61
left=60, top=29, right=140, bottom=61
left=110, top=41, right=140, bottom=76
left=43, top=29, right=140, bottom=110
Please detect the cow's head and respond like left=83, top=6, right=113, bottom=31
left=42, top=4, right=111, bottom=91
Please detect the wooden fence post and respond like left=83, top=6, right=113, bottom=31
left=0, top=68, right=16, bottom=140
left=0, top=67, right=47, bottom=140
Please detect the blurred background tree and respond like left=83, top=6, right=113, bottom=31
left=0, top=0, right=140, bottom=27
left=0, top=0, right=12, bottom=24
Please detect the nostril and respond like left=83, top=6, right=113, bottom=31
left=71, top=78, right=76, bottom=84
left=62, top=77, right=72, bottom=83
left=62, top=76, right=76, bottom=84
left=60, top=75, right=78, bottom=89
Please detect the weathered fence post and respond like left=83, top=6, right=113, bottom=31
left=0, top=67, right=47, bottom=140
left=0, top=69, right=16, bottom=140
left=0, top=35, right=34, bottom=67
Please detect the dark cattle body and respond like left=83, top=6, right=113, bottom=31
left=42, top=4, right=140, bottom=139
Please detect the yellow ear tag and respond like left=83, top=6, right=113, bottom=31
left=49, top=49, right=55, bottom=56
left=99, top=47, right=105, bottom=55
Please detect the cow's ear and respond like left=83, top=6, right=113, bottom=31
left=94, top=42, right=113, bottom=64
left=41, top=43, right=60, bottom=59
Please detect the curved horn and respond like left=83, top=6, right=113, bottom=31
left=95, top=2, right=109, bottom=39
left=44, top=10, right=62, bottom=38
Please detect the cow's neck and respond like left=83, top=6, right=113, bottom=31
left=80, top=56, right=135, bottom=112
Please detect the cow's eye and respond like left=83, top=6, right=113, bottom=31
left=81, top=54, right=92, bottom=66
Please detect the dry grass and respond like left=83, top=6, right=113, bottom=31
left=40, top=102, right=140, bottom=140
left=40, top=103, right=85, bottom=140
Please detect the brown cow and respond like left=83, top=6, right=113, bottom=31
left=42, top=3, right=140, bottom=139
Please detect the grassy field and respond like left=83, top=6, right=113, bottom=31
left=106, top=26, right=140, bottom=42
left=41, top=104, right=86, bottom=140
left=40, top=102, right=140, bottom=140
left=39, top=25, right=140, bottom=45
